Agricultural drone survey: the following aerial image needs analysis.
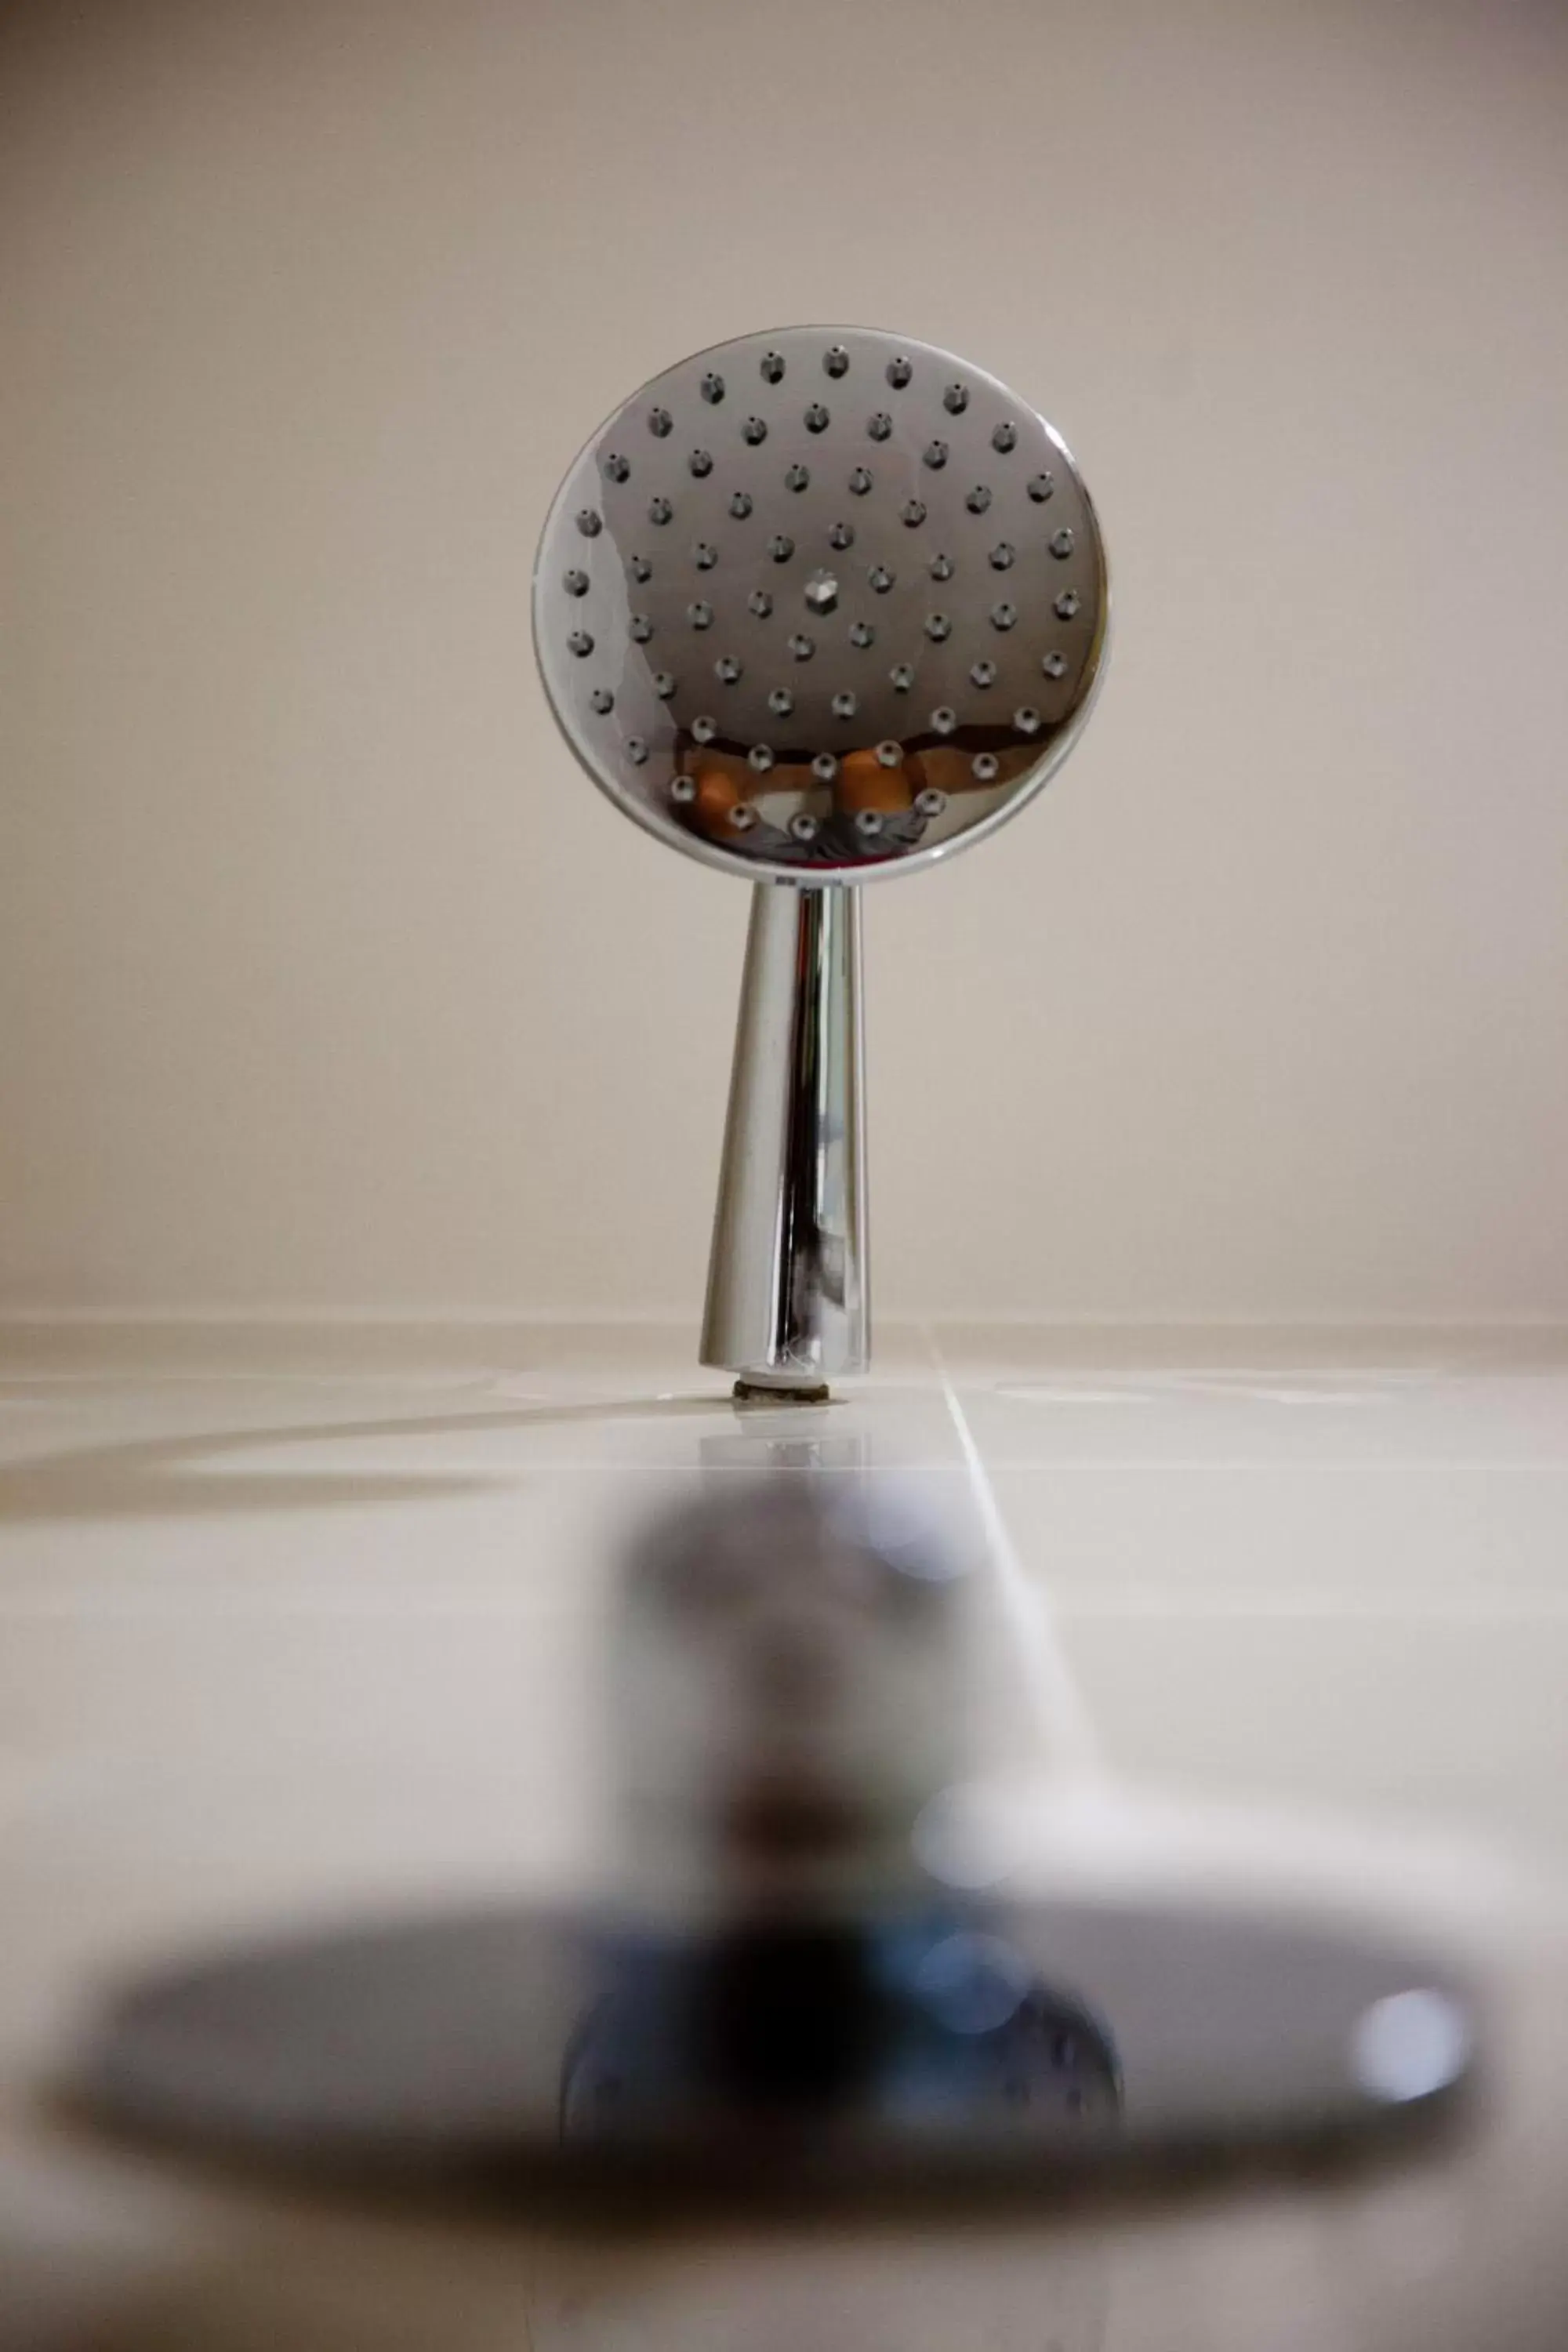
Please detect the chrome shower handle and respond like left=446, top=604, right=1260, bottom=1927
left=701, top=881, right=866, bottom=1395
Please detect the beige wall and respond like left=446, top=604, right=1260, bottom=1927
left=2, top=0, right=1566, bottom=1325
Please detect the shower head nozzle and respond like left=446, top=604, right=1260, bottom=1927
left=533, top=326, right=1108, bottom=882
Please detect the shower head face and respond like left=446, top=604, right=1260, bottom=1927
left=534, top=327, right=1108, bottom=881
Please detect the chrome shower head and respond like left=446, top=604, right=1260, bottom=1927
left=534, top=327, right=1108, bottom=880
left=534, top=328, right=1109, bottom=1393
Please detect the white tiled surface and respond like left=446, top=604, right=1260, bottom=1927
left=2, top=1323, right=1568, bottom=2349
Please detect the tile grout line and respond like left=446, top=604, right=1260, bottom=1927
left=9, top=1590, right=1568, bottom=1623
left=921, top=1323, right=1104, bottom=1778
